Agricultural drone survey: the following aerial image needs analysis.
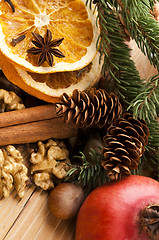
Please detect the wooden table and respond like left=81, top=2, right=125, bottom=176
left=0, top=145, right=76, bottom=240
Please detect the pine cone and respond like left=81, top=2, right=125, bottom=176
left=56, top=88, right=122, bottom=128
left=101, top=112, right=150, bottom=180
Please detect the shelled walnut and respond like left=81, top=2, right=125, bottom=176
left=0, top=145, right=29, bottom=198
left=30, top=139, right=70, bottom=190
left=0, top=89, right=25, bottom=112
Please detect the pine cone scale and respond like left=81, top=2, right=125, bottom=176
left=67, top=109, right=74, bottom=123
left=73, top=89, right=80, bottom=103
left=116, top=134, right=131, bottom=141
left=70, top=99, right=76, bottom=108
left=115, top=147, right=129, bottom=155
left=115, top=118, right=134, bottom=128
left=89, top=103, right=95, bottom=117
left=109, top=141, right=124, bottom=148
left=125, top=140, right=139, bottom=152
left=127, top=148, right=140, bottom=161
left=108, top=126, right=127, bottom=136
left=121, top=165, right=130, bottom=175
left=62, top=93, right=70, bottom=104
left=97, top=114, right=109, bottom=128
left=120, top=156, right=131, bottom=165
left=79, top=111, right=89, bottom=126
left=112, top=165, right=121, bottom=173
left=102, top=151, right=114, bottom=160
left=94, top=108, right=102, bottom=124
left=80, top=99, right=87, bottom=111
left=55, top=104, right=62, bottom=115
left=74, top=105, right=80, bottom=118
left=94, top=95, right=100, bottom=109
left=102, top=103, right=108, bottom=117
left=81, top=92, right=90, bottom=106
left=75, top=112, right=84, bottom=125
left=134, top=123, right=146, bottom=137
left=131, top=137, right=143, bottom=149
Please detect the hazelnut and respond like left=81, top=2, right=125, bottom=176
left=48, top=183, right=84, bottom=220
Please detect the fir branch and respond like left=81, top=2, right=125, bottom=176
left=147, top=119, right=159, bottom=148
left=128, top=74, right=159, bottom=151
left=98, top=2, right=143, bottom=103
left=128, top=74, right=159, bottom=122
left=65, top=149, right=108, bottom=188
left=116, top=0, right=154, bottom=15
left=117, top=0, right=159, bottom=70
left=131, top=15, right=159, bottom=70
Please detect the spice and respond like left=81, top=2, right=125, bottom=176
left=27, top=29, right=65, bottom=66
left=11, top=35, right=26, bottom=47
left=4, top=0, right=15, bottom=12
left=0, top=104, right=78, bottom=146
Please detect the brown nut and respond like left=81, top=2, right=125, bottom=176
left=48, top=183, right=84, bottom=220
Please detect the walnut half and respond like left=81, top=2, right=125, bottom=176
left=30, top=139, right=70, bottom=190
left=0, top=145, right=29, bottom=198
left=0, top=89, right=25, bottom=112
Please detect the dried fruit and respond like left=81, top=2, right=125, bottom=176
left=0, top=0, right=99, bottom=73
left=0, top=0, right=101, bottom=103
left=0, top=52, right=102, bottom=103
left=48, top=183, right=84, bottom=220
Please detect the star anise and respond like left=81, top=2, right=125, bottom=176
left=27, top=29, right=65, bottom=67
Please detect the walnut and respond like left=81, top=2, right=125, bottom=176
left=0, top=89, right=25, bottom=112
left=30, top=139, right=70, bottom=190
left=0, top=145, right=29, bottom=198
left=33, top=173, right=54, bottom=190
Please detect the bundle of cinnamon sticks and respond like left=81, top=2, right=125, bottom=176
left=0, top=104, right=78, bottom=145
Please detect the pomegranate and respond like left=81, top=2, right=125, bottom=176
left=75, top=175, right=159, bottom=240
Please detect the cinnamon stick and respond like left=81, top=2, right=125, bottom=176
left=0, top=104, right=57, bottom=128
left=0, top=104, right=78, bottom=145
left=0, top=118, right=78, bottom=145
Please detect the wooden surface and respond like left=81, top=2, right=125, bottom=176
left=0, top=145, right=76, bottom=240
left=128, top=39, right=158, bottom=79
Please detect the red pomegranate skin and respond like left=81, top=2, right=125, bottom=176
left=75, top=175, right=159, bottom=240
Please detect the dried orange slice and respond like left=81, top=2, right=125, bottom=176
left=0, top=0, right=99, bottom=73
left=0, top=52, right=102, bottom=103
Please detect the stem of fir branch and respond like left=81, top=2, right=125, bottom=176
left=65, top=149, right=108, bottom=189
